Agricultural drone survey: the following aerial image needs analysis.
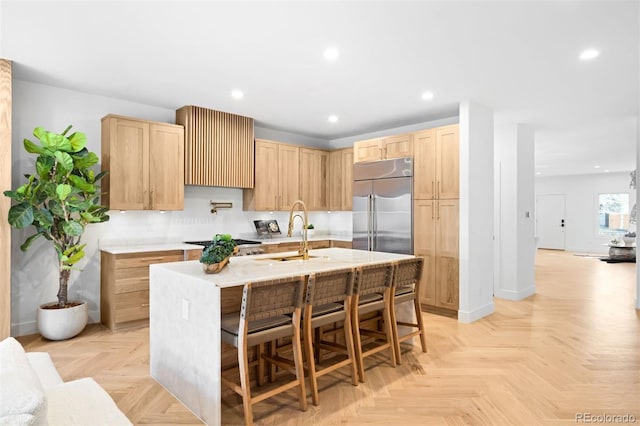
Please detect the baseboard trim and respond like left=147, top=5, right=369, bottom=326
left=494, top=286, right=536, bottom=301
left=421, top=304, right=458, bottom=319
left=457, top=301, right=495, bottom=323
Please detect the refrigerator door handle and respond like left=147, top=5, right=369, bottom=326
left=368, top=194, right=373, bottom=251
left=372, top=195, right=377, bottom=251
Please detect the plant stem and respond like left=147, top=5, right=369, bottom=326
left=58, top=267, right=70, bottom=308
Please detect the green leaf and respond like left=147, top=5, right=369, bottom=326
left=42, top=182, right=57, bottom=198
left=56, top=184, right=72, bottom=201
left=67, top=131, right=87, bottom=152
left=66, top=249, right=85, bottom=265
left=80, top=211, right=96, bottom=222
left=87, top=169, right=95, bottom=183
left=73, top=152, right=98, bottom=169
left=54, top=151, right=73, bottom=173
left=23, top=138, right=44, bottom=154
left=67, top=174, right=95, bottom=193
left=48, top=200, right=65, bottom=217
left=7, top=203, right=34, bottom=228
left=35, top=127, right=72, bottom=151
left=93, top=170, right=108, bottom=182
left=35, top=155, right=55, bottom=178
left=3, top=190, right=25, bottom=202
left=20, top=233, right=43, bottom=251
left=62, top=220, right=83, bottom=236
left=34, top=208, right=54, bottom=227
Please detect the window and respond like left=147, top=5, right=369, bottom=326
left=598, top=193, right=630, bottom=235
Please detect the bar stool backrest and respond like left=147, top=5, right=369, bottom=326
left=306, top=268, right=355, bottom=307
left=393, top=258, right=424, bottom=289
left=354, top=263, right=394, bottom=296
left=242, top=276, right=305, bottom=322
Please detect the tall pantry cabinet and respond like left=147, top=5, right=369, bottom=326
left=413, top=124, right=460, bottom=316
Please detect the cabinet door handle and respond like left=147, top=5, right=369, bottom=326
left=431, top=203, right=434, bottom=220
left=437, top=181, right=441, bottom=198
left=432, top=181, right=435, bottom=198
left=437, top=203, right=440, bottom=220
left=141, top=303, right=150, bottom=308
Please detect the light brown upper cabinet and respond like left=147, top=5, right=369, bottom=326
left=329, top=148, right=353, bottom=211
left=176, top=105, right=254, bottom=188
left=243, top=140, right=300, bottom=211
left=101, top=115, right=184, bottom=210
left=414, top=124, right=459, bottom=200
left=300, top=148, right=329, bottom=211
left=353, top=133, right=414, bottom=163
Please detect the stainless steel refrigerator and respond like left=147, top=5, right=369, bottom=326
left=352, top=157, right=413, bottom=254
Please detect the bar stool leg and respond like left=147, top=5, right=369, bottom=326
left=303, top=313, right=320, bottom=406
left=414, top=297, right=428, bottom=352
left=343, top=300, right=359, bottom=386
left=237, top=337, right=254, bottom=426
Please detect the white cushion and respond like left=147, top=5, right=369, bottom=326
left=0, top=338, right=48, bottom=426
left=25, top=354, right=63, bottom=389
left=46, top=378, right=131, bottom=425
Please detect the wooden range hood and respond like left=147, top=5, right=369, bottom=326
left=176, top=105, right=254, bottom=188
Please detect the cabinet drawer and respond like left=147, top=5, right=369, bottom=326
left=114, top=252, right=184, bottom=269
left=186, top=249, right=202, bottom=261
left=115, top=265, right=148, bottom=280
left=115, top=276, right=149, bottom=294
left=114, top=290, right=149, bottom=323
left=309, top=240, right=330, bottom=249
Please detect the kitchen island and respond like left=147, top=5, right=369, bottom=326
left=149, top=247, right=414, bottom=425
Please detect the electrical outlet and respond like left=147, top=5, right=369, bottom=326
left=182, top=299, right=189, bottom=320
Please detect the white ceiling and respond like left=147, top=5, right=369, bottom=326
left=1, top=1, right=638, bottom=176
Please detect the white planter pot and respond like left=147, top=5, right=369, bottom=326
left=37, top=300, right=88, bottom=341
left=623, top=236, right=635, bottom=246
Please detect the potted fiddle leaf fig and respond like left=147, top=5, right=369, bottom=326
left=3, top=125, right=109, bottom=340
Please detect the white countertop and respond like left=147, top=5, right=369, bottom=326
left=100, top=242, right=204, bottom=254
left=150, top=247, right=412, bottom=288
left=100, top=234, right=352, bottom=254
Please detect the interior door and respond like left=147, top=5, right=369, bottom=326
left=536, top=194, right=566, bottom=250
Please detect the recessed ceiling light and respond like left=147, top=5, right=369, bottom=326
left=536, top=172, right=542, bottom=175
left=421, top=91, right=434, bottom=101
left=579, top=48, right=600, bottom=61
left=604, top=169, right=610, bottom=173
left=324, top=47, right=340, bottom=61
left=328, top=115, right=338, bottom=123
left=594, top=165, right=601, bottom=169
left=231, top=90, right=244, bottom=99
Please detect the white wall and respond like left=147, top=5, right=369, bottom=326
left=459, top=100, right=495, bottom=323
left=10, top=80, right=349, bottom=336
left=493, top=122, right=536, bottom=300
left=535, top=172, right=634, bottom=254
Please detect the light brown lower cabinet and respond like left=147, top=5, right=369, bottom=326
left=414, top=199, right=459, bottom=315
left=101, top=250, right=188, bottom=330
left=100, top=242, right=352, bottom=329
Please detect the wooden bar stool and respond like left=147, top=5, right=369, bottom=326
left=303, top=267, right=359, bottom=406
left=220, top=276, right=307, bottom=426
left=351, top=262, right=396, bottom=383
left=390, top=257, right=427, bottom=364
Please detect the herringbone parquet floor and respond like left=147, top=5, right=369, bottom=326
left=17, top=250, right=640, bottom=425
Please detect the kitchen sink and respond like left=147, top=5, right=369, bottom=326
left=257, top=254, right=318, bottom=262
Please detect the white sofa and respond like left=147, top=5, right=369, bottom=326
left=0, top=337, right=132, bottom=426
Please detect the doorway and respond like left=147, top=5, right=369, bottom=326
left=536, top=194, right=566, bottom=250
